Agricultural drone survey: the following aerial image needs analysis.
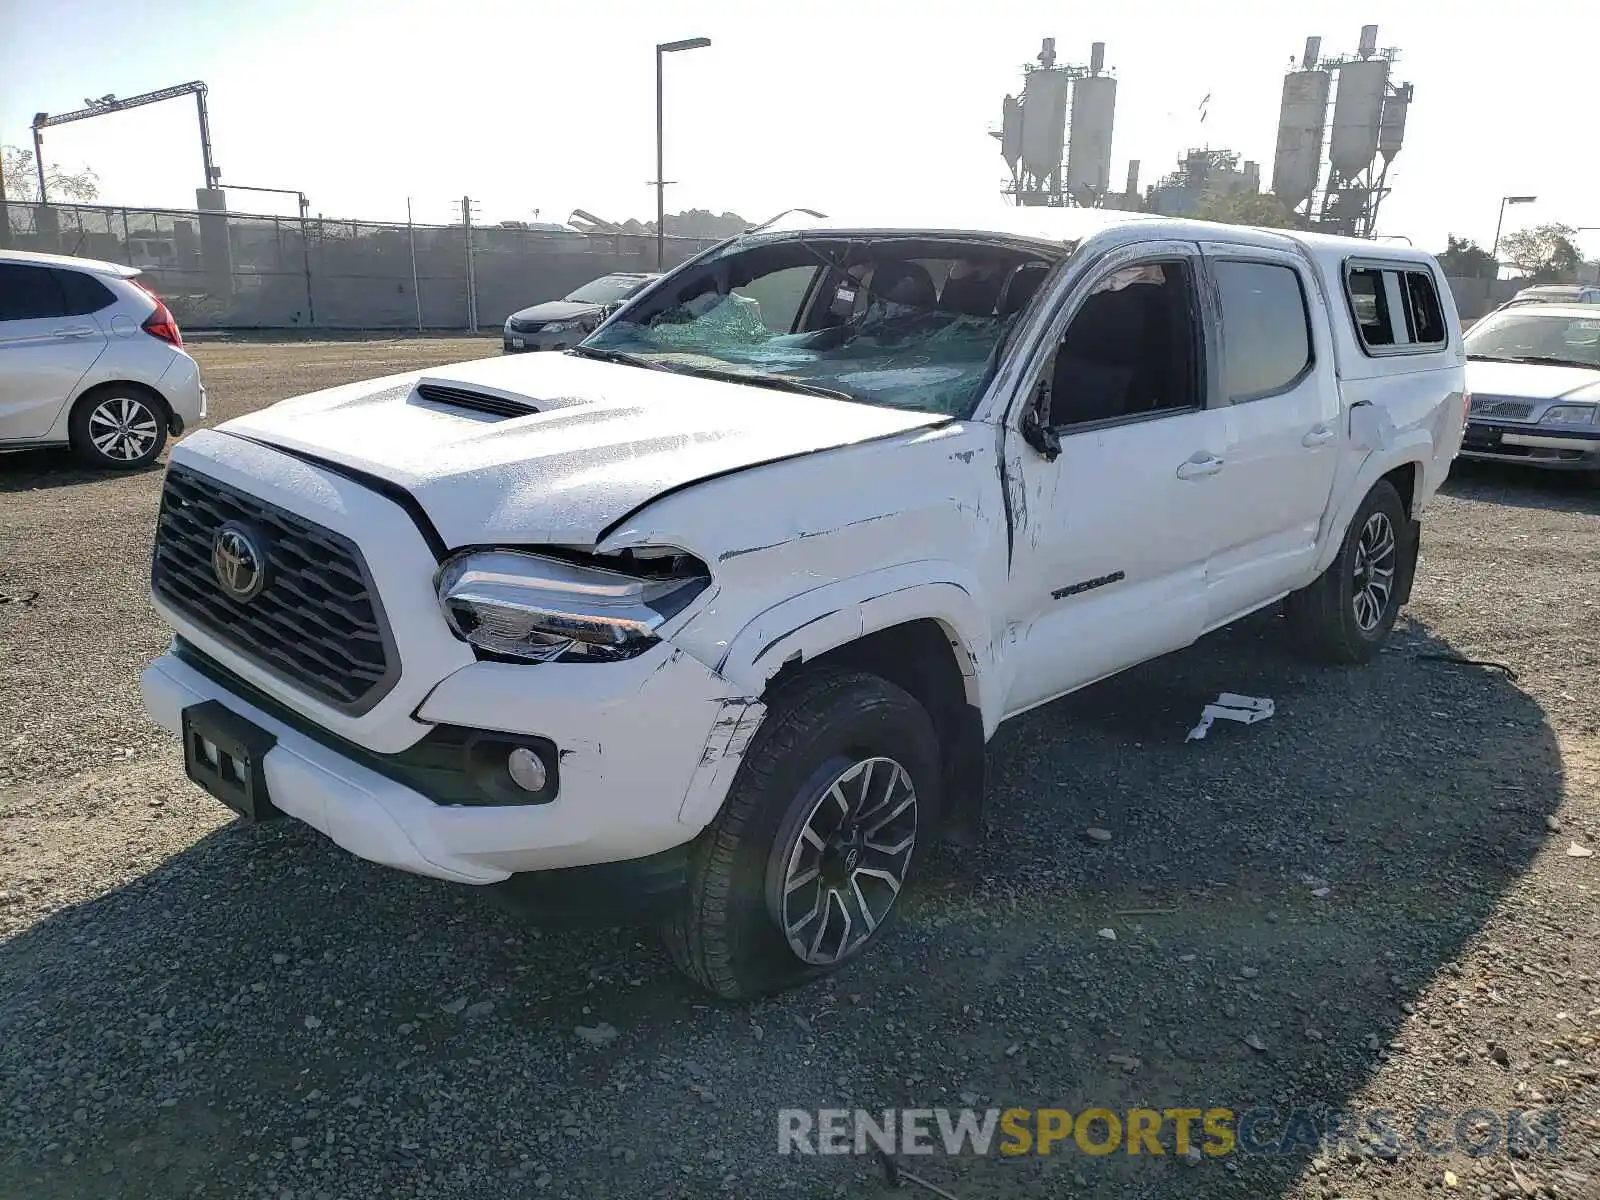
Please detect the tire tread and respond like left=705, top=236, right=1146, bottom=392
left=1285, top=480, right=1407, bottom=665
left=662, top=668, right=921, bottom=1000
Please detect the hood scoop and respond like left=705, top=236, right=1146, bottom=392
left=414, top=380, right=539, bottom=420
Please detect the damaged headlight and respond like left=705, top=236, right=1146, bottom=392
left=436, top=549, right=709, bottom=663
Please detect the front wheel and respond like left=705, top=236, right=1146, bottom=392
left=661, top=668, right=942, bottom=1000
left=1285, top=479, right=1410, bottom=664
left=69, top=388, right=169, bottom=469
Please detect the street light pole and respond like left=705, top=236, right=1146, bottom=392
left=655, top=47, right=664, bottom=270
left=1491, top=195, right=1538, bottom=271
left=653, top=36, right=711, bottom=271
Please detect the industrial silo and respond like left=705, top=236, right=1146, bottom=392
left=1019, top=65, right=1070, bottom=186
left=1270, top=37, right=1331, bottom=210
left=1064, top=42, right=1116, bottom=206
left=1378, top=83, right=1411, bottom=162
left=1328, top=56, right=1390, bottom=179
left=1000, top=94, right=1023, bottom=174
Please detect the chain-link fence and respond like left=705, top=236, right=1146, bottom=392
left=0, top=200, right=720, bottom=331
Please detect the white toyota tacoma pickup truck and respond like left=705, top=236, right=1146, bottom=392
left=141, top=209, right=1466, bottom=998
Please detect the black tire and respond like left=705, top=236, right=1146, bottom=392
left=1285, top=479, right=1409, bottom=664
left=68, top=386, right=169, bottom=470
left=661, top=667, right=942, bottom=1000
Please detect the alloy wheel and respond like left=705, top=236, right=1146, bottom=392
left=1351, top=510, right=1397, bottom=632
left=768, top=756, right=918, bottom=966
left=88, top=396, right=161, bottom=462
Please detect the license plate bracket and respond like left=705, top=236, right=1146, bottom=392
left=1463, top=425, right=1503, bottom=450
left=181, top=700, right=280, bottom=822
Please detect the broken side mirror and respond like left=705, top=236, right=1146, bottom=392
left=1020, top=376, right=1061, bottom=462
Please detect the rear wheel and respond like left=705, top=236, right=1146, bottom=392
left=661, top=668, right=941, bottom=1000
left=1285, top=480, right=1409, bottom=664
left=69, top=387, right=168, bottom=470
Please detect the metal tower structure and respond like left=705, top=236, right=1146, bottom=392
left=994, top=39, right=1117, bottom=207
left=1271, top=26, right=1413, bottom=238
left=31, top=81, right=218, bottom=203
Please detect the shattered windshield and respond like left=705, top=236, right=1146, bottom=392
left=576, top=234, right=1060, bottom=417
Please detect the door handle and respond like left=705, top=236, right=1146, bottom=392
left=1176, top=454, right=1224, bottom=480
left=1302, top=424, right=1336, bottom=447
left=52, top=326, right=96, bottom=339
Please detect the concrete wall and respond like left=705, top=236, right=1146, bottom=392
left=1443, top=276, right=1521, bottom=322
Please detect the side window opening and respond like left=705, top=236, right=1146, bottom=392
left=732, top=265, right=819, bottom=334
left=0, top=263, right=70, bottom=322
left=1047, top=259, right=1200, bottom=428
left=53, top=269, right=115, bottom=318
left=1215, top=260, right=1312, bottom=402
left=1403, top=271, right=1447, bottom=346
left=1347, top=268, right=1396, bottom=348
left=1346, top=264, right=1448, bottom=354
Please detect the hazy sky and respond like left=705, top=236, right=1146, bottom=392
left=2, top=0, right=1596, bottom=257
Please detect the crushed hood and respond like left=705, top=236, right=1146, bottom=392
left=1468, top=359, right=1600, bottom=401
left=220, top=352, right=950, bottom=549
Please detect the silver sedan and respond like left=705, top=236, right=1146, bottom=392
left=1461, top=303, right=1600, bottom=474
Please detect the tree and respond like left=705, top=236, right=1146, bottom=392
left=1498, top=223, right=1580, bottom=282
left=1, top=145, right=100, bottom=203
left=1192, top=188, right=1296, bottom=229
left=1436, top=235, right=1498, bottom=279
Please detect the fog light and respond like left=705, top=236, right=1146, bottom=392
left=506, top=746, right=548, bottom=793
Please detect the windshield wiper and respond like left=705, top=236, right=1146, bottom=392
left=660, top=362, right=862, bottom=404
left=1497, top=355, right=1598, bottom=370
left=566, top=344, right=667, bottom=372
left=571, top=343, right=860, bottom=403
left=1466, top=354, right=1528, bottom=363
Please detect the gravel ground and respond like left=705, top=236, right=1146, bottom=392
left=1, top=338, right=1597, bottom=1200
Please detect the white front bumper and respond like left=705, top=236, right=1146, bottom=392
left=142, top=642, right=758, bottom=884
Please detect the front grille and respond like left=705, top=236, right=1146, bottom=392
left=152, top=465, right=397, bottom=712
left=507, top=317, right=544, bottom=334
left=1469, top=396, right=1534, bottom=420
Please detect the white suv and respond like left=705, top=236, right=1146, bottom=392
left=0, top=249, right=205, bottom=468
left=140, top=209, right=1466, bottom=999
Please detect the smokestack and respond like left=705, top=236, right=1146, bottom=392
left=1302, top=36, right=1321, bottom=69
left=1089, top=41, right=1105, bottom=74
left=1125, top=160, right=1140, bottom=195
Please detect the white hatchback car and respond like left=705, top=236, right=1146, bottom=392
left=0, top=248, right=205, bottom=469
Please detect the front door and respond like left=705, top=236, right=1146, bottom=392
left=0, top=262, right=109, bottom=441
left=1000, top=242, right=1234, bottom=715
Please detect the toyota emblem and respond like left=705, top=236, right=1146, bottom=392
left=212, top=523, right=267, bottom=602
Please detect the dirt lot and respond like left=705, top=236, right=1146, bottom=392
left=1, top=338, right=1597, bottom=1200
